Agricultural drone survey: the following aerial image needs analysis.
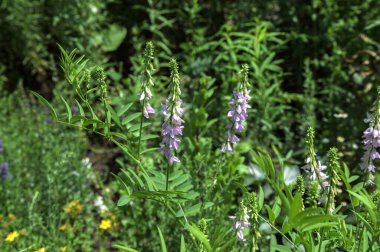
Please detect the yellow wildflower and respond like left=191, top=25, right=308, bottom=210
left=99, top=219, right=112, bottom=230
left=5, top=231, right=19, bottom=242
left=63, top=200, right=84, bottom=215
left=8, top=213, right=17, bottom=221
left=60, top=246, right=67, bottom=252
left=59, top=223, right=70, bottom=231
left=34, top=248, right=46, bottom=252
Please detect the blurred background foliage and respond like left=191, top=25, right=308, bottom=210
left=2, top=0, right=380, bottom=160
left=1, top=0, right=380, bottom=250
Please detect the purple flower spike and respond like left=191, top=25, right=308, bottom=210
left=360, top=87, right=380, bottom=185
left=143, top=103, right=155, bottom=118
left=360, top=124, right=380, bottom=183
left=139, top=42, right=155, bottom=119
left=302, top=158, right=329, bottom=189
left=160, top=59, right=184, bottom=166
left=0, top=162, right=9, bottom=180
left=222, top=65, right=251, bottom=153
left=230, top=206, right=250, bottom=241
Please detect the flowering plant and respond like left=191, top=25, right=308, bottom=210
left=30, top=44, right=380, bottom=252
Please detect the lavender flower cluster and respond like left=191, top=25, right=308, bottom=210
left=160, top=99, right=184, bottom=166
left=0, top=162, right=9, bottom=180
left=140, top=42, right=155, bottom=119
left=221, top=91, right=251, bottom=153
left=231, top=206, right=250, bottom=241
left=302, top=158, right=329, bottom=189
left=360, top=115, right=380, bottom=185
left=159, top=59, right=184, bottom=166
left=0, top=139, right=9, bottom=180
left=302, top=128, right=330, bottom=193
left=222, top=65, right=251, bottom=153
left=140, top=83, right=155, bottom=118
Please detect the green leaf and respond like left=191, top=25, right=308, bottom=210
left=347, top=190, right=375, bottom=209
left=60, top=95, right=72, bottom=122
left=362, top=228, right=368, bottom=252
left=113, top=244, right=139, bottom=252
left=109, top=132, right=129, bottom=142
left=118, top=103, right=134, bottom=117
left=271, top=245, right=292, bottom=252
left=106, top=103, right=122, bottom=128
left=140, top=147, right=159, bottom=155
left=281, top=218, right=292, bottom=234
left=117, top=195, right=130, bottom=206
left=157, top=226, right=168, bottom=252
left=187, top=224, right=211, bottom=252
left=265, top=205, right=275, bottom=223
left=300, top=222, right=338, bottom=232
left=180, top=235, right=186, bottom=252
left=74, top=99, right=85, bottom=126
left=140, top=134, right=159, bottom=141
left=31, top=91, right=58, bottom=120
left=122, top=112, right=141, bottom=125
left=289, top=193, right=303, bottom=222
left=113, top=140, right=139, bottom=164
left=258, top=186, right=264, bottom=210
left=176, top=202, right=214, bottom=217
left=129, top=122, right=151, bottom=132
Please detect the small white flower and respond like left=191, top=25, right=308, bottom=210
left=94, top=196, right=108, bottom=213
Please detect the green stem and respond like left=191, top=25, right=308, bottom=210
left=137, top=99, right=146, bottom=160
left=356, top=213, right=367, bottom=252
left=164, top=201, right=199, bottom=248
left=55, top=120, right=107, bottom=137
left=357, top=223, right=364, bottom=252
left=257, top=214, right=301, bottom=252
left=166, top=163, right=170, bottom=191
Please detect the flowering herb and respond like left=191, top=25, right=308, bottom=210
left=59, top=223, right=70, bottom=232
left=63, top=200, right=84, bottom=215
left=99, top=219, right=112, bottom=230
left=0, top=161, right=9, bottom=180
left=302, top=127, right=329, bottom=190
left=5, top=231, right=19, bottom=242
left=307, top=181, right=321, bottom=208
left=139, top=41, right=156, bottom=119
left=295, top=175, right=305, bottom=196
left=231, top=201, right=250, bottom=241
left=221, top=64, right=251, bottom=153
left=245, top=192, right=260, bottom=250
left=94, top=195, right=108, bottom=214
left=160, top=58, right=184, bottom=167
left=360, top=87, right=380, bottom=186
left=326, top=147, right=342, bottom=214
left=94, top=66, right=107, bottom=102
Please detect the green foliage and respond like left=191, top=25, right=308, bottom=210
left=2, top=1, right=380, bottom=251
left=0, top=86, right=94, bottom=249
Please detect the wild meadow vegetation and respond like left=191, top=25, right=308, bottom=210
left=1, top=0, right=380, bottom=251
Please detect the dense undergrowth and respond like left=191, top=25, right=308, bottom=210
left=1, top=1, right=380, bottom=251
